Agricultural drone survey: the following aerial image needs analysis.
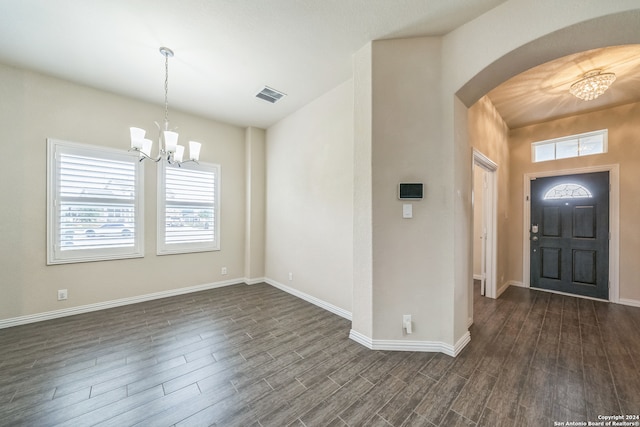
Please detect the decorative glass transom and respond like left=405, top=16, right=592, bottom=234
left=543, top=183, right=593, bottom=200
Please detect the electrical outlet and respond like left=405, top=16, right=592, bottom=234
left=403, top=314, right=412, bottom=334
left=221, top=267, right=228, bottom=275
left=57, top=289, right=68, bottom=301
left=288, top=272, right=293, bottom=281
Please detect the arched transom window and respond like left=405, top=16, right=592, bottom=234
left=543, top=183, right=593, bottom=200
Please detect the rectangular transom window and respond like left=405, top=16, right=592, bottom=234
left=158, top=161, right=220, bottom=255
left=47, top=139, right=144, bottom=264
left=531, top=129, right=607, bottom=163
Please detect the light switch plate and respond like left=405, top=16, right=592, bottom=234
left=403, top=204, right=413, bottom=219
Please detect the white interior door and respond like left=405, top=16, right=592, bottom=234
left=473, top=150, right=497, bottom=299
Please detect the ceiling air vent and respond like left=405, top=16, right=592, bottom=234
left=256, top=86, right=286, bottom=104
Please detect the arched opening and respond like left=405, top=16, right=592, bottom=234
left=456, top=9, right=640, bottom=325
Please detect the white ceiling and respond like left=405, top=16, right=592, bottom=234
left=3, top=1, right=636, bottom=131
left=488, top=45, right=640, bottom=129
left=0, top=0, right=508, bottom=129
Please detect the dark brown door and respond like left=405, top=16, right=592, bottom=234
left=530, top=172, right=609, bottom=299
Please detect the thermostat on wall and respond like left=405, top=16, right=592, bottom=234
left=398, top=183, right=423, bottom=200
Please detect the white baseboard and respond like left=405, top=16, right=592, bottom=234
left=244, top=277, right=267, bottom=285
left=0, top=275, right=351, bottom=330
left=497, top=280, right=521, bottom=297
left=0, top=278, right=245, bottom=330
left=507, top=280, right=526, bottom=288
left=263, top=278, right=352, bottom=321
left=619, top=298, right=640, bottom=308
left=349, top=329, right=471, bottom=357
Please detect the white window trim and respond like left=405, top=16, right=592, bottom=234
left=47, top=138, right=144, bottom=265
left=531, top=129, right=608, bottom=163
left=157, top=161, right=221, bottom=255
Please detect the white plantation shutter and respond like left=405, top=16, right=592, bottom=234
left=47, top=139, right=144, bottom=264
left=158, top=162, right=220, bottom=254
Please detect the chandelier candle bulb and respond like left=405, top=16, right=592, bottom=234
left=130, top=127, right=146, bottom=149
left=174, top=145, right=185, bottom=163
left=189, top=141, right=201, bottom=161
left=141, top=139, right=153, bottom=158
left=131, top=139, right=144, bottom=150
left=164, top=131, right=179, bottom=153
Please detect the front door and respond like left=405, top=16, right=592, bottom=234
left=530, top=172, right=609, bottom=299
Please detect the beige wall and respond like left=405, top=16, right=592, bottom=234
left=468, top=96, right=510, bottom=290
left=508, top=101, right=640, bottom=303
left=244, top=127, right=266, bottom=281
left=265, top=80, right=354, bottom=312
left=0, top=63, right=247, bottom=321
left=368, top=37, right=454, bottom=343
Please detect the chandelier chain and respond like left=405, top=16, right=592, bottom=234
left=129, top=46, right=201, bottom=166
left=164, top=53, right=170, bottom=127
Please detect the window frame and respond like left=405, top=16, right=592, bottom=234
left=157, top=160, right=221, bottom=255
left=46, top=138, right=145, bottom=265
left=531, top=129, right=608, bottom=163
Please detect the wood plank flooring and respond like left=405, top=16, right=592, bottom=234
left=1, top=282, right=640, bottom=426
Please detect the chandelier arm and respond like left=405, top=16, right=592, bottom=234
left=128, top=148, right=163, bottom=163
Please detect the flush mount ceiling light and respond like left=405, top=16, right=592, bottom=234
left=569, top=69, right=616, bottom=101
left=129, top=47, right=201, bottom=165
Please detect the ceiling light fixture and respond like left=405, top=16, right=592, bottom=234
left=569, top=69, right=616, bottom=101
left=129, top=47, right=201, bottom=165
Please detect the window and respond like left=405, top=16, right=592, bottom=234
left=47, top=139, right=144, bottom=264
left=543, top=183, right=593, bottom=200
left=157, top=161, right=220, bottom=254
left=532, top=129, right=607, bottom=163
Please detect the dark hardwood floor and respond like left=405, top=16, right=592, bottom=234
left=1, top=282, right=639, bottom=426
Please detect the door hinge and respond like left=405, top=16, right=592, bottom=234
left=526, top=195, right=530, bottom=202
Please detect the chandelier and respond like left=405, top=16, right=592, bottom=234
left=129, top=47, right=201, bottom=164
left=569, top=69, right=616, bottom=101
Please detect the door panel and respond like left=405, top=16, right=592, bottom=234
left=573, top=250, right=596, bottom=284
left=542, top=207, right=561, bottom=236
left=541, top=247, right=561, bottom=279
left=573, top=206, right=595, bottom=238
left=530, top=172, right=609, bottom=299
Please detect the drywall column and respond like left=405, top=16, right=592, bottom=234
left=451, top=96, right=473, bottom=344
left=244, top=127, right=266, bottom=282
left=371, top=37, right=456, bottom=346
left=352, top=37, right=464, bottom=352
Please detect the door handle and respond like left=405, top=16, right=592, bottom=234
left=532, top=236, right=539, bottom=241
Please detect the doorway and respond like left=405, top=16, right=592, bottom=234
left=472, top=150, right=497, bottom=299
left=523, top=165, right=620, bottom=302
left=530, top=171, right=609, bottom=299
